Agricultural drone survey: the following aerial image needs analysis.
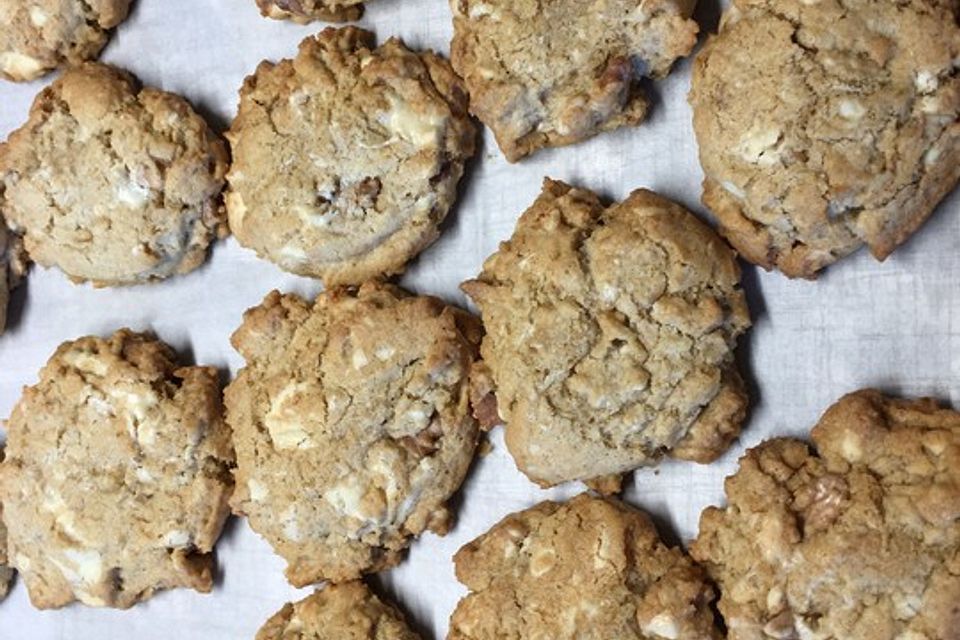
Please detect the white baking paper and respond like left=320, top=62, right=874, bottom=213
left=1, top=0, right=958, bottom=637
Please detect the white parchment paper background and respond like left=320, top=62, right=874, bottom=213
left=1, top=0, right=958, bottom=637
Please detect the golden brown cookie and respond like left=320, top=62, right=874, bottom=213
left=691, top=0, right=960, bottom=277
left=255, top=0, right=365, bottom=23
left=0, top=330, right=235, bottom=609
left=226, top=282, right=481, bottom=586
left=449, top=493, right=721, bottom=639
left=462, top=179, right=750, bottom=489
left=256, top=581, right=422, bottom=640
left=226, top=27, right=476, bottom=285
left=449, top=0, right=699, bottom=161
left=0, top=63, right=228, bottom=287
left=0, top=0, right=132, bottom=82
left=692, top=390, right=960, bottom=639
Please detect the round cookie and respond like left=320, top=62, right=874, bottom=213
left=0, top=62, right=228, bottom=286
left=0, top=330, right=235, bottom=609
left=0, top=215, right=26, bottom=333
left=225, top=282, right=481, bottom=586
left=691, top=0, right=960, bottom=278
left=255, top=0, right=365, bottom=23
left=691, top=390, right=960, bottom=640
left=449, top=493, right=721, bottom=639
left=449, top=0, right=699, bottom=162
left=256, top=581, right=421, bottom=640
left=0, top=0, right=132, bottom=82
left=225, top=27, right=476, bottom=286
left=462, top=179, right=751, bottom=489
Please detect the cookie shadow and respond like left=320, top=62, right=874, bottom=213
left=736, top=261, right=767, bottom=435
left=367, top=573, right=436, bottom=640
left=692, top=0, right=723, bottom=38
left=3, top=274, right=29, bottom=334
left=211, top=515, right=243, bottom=589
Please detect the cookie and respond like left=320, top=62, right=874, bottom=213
left=255, top=0, right=364, bottom=23
left=449, top=0, right=699, bottom=162
left=226, top=282, right=481, bottom=586
left=226, top=27, right=476, bottom=285
left=462, top=179, right=750, bottom=489
left=691, top=0, right=960, bottom=278
left=0, top=62, right=228, bottom=287
left=449, top=493, right=720, bottom=639
left=0, top=330, right=235, bottom=609
left=256, top=581, right=421, bottom=640
left=0, top=0, right=132, bottom=82
left=0, top=450, right=11, bottom=601
left=691, top=389, right=960, bottom=640
left=0, top=215, right=25, bottom=333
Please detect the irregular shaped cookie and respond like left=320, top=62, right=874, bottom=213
left=256, top=581, right=421, bottom=640
left=0, top=62, right=228, bottom=286
left=449, top=0, right=699, bottom=161
left=449, top=493, right=721, bottom=639
left=691, top=390, right=960, bottom=640
left=0, top=0, right=132, bottom=82
left=226, top=27, right=476, bottom=285
left=691, top=0, right=960, bottom=277
left=0, top=330, right=235, bottom=609
left=226, top=282, right=481, bottom=586
left=255, top=0, right=364, bottom=23
left=0, top=215, right=26, bottom=333
left=0, top=449, right=12, bottom=600
left=462, top=179, right=750, bottom=489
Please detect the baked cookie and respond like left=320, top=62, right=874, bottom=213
left=255, top=0, right=364, bottom=23
left=691, top=0, right=960, bottom=278
left=0, top=62, right=228, bottom=287
left=449, top=0, right=699, bottom=162
left=0, top=330, right=235, bottom=609
left=0, top=450, right=12, bottom=601
left=0, top=215, right=26, bottom=333
left=691, top=390, right=960, bottom=640
left=449, top=493, right=721, bottom=639
left=226, top=282, right=481, bottom=586
left=462, top=179, right=750, bottom=489
left=0, top=0, right=132, bottom=82
left=226, top=28, right=476, bottom=285
left=256, top=581, right=421, bottom=640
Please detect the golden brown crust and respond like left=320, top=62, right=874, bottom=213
left=255, top=0, right=364, bottom=23
left=0, top=330, right=235, bottom=609
left=449, top=493, right=722, bottom=639
left=226, top=27, right=476, bottom=286
left=0, top=63, right=228, bottom=286
left=692, top=389, right=960, bottom=640
left=226, top=282, right=482, bottom=586
left=462, top=179, right=751, bottom=488
left=691, top=0, right=960, bottom=278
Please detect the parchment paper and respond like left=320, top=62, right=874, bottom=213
left=1, top=0, right=959, bottom=637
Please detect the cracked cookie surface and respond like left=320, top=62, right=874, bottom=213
left=0, top=0, right=132, bottom=82
left=462, top=179, right=750, bottom=489
left=226, top=27, right=476, bottom=286
left=449, top=493, right=721, bottom=639
left=691, top=390, right=960, bottom=640
left=449, top=0, right=699, bottom=161
left=256, top=581, right=422, bottom=640
left=0, top=214, right=26, bottom=333
left=691, top=0, right=960, bottom=277
left=255, top=0, right=365, bottom=23
left=0, top=63, right=228, bottom=286
left=0, top=330, right=235, bottom=609
left=225, top=282, right=481, bottom=586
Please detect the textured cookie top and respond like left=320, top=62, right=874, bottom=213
left=691, top=390, right=960, bottom=640
left=462, top=180, right=750, bottom=488
left=0, top=63, right=228, bottom=286
left=256, top=581, right=422, bottom=640
left=255, top=0, right=365, bottom=23
left=0, top=215, right=25, bottom=333
left=0, top=0, right=132, bottom=81
left=691, top=0, right=960, bottom=278
left=226, top=282, right=481, bottom=586
left=450, top=493, right=721, bottom=639
left=226, top=27, right=476, bottom=285
left=0, top=330, right=235, bottom=609
left=449, top=0, right=699, bottom=161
